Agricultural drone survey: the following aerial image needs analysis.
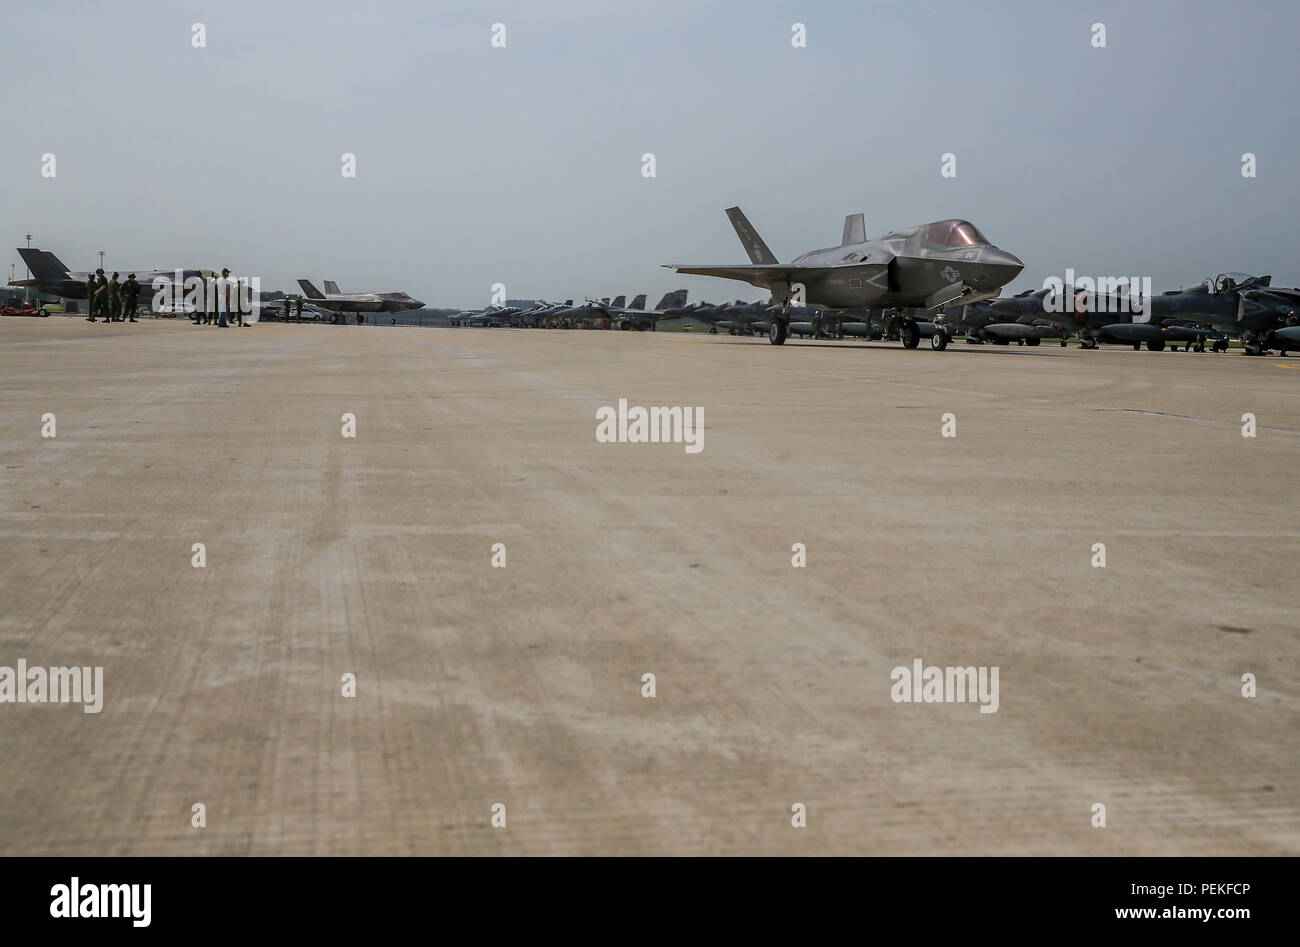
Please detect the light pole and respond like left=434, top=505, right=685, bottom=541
left=98, top=250, right=105, bottom=271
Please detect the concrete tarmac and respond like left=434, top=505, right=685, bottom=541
left=1, top=318, right=1296, bottom=855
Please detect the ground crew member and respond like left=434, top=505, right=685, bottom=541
left=121, top=273, right=140, bottom=322
left=225, top=269, right=246, bottom=327
left=93, top=269, right=109, bottom=320
left=197, top=275, right=209, bottom=324
left=218, top=269, right=230, bottom=327
left=295, top=296, right=304, bottom=322
left=190, top=277, right=203, bottom=323
left=207, top=274, right=219, bottom=325
left=85, top=272, right=99, bottom=321
left=107, top=272, right=122, bottom=321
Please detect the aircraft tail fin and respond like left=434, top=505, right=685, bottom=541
left=564, top=299, right=573, bottom=307
left=611, top=295, right=625, bottom=308
left=297, top=279, right=324, bottom=299
left=42, top=251, right=72, bottom=275
left=628, top=294, right=646, bottom=310
left=655, top=289, right=687, bottom=310
left=725, top=207, right=779, bottom=265
left=18, top=248, right=68, bottom=281
left=841, top=213, right=866, bottom=246
left=323, top=280, right=341, bottom=295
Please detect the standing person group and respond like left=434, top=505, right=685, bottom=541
left=84, top=269, right=140, bottom=322
left=190, top=269, right=253, bottom=328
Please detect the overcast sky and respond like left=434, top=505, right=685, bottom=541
left=4, top=0, right=1298, bottom=308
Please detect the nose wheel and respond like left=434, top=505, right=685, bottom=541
left=900, top=319, right=921, bottom=349
left=768, top=318, right=787, bottom=345
left=930, top=329, right=949, bottom=350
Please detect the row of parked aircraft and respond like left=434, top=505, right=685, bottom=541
left=453, top=279, right=1300, bottom=358
left=664, top=274, right=1300, bottom=356
left=450, top=291, right=693, bottom=330
left=452, top=207, right=1299, bottom=355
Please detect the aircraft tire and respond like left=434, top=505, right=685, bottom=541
left=1244, top=340, right=1263, bottom=356
left=930, top=330, right=948, bottom=351
left=900, top=321, right=920, bottom=349
left=1133, top=342, right=1142, bottom=351
left=768, top=319, right=787, bottom=345
left=1026, top=336, right=1040, bottom=346
left=1059, top=339, right=1067, bottom=347
left=1147, top=339, right=1165, bottom=351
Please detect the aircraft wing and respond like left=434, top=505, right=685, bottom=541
left=1245, top=287, right=1300, bottom=307
left=664, top=264, right=839, bottom=289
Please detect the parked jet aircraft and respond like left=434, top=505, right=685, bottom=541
left=296, top=279, right=424, bottom=313
left=1141, top=274, right=1300, bottom=355
left=667, top=207, right=1022, bottom=347
left=603, top=290, right=690, bottom=330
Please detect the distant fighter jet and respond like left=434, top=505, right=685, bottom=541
left=297, top=279, right=424, bottom=313
left=667, top=207, right=1022, bottom=347
left=602, top=290, right=690, bottom=330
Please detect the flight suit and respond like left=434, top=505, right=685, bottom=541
left=107, top=277, right=122, bottom=321
left=94, top=276, right=109, bottom=319
left=230, top=278, right=246, bottom=327
left=85, top=277, right=99, bottom=320
left=121, top=278, right=140, bottom=321
left=207, top=279, right=219, bottom=325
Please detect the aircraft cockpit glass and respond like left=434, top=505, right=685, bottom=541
left=922, top=221, right=989, bottom=248
left=950, top=222, right=988, bottom=246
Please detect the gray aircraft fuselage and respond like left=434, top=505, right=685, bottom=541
left=297, top=279, right=423, bottom=312
left=784, top=222, right=1023, bottom=310
left=670, top=210, right=1022, bottom=313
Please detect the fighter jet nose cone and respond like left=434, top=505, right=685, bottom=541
left=988, top=248, right=1024, bottom=275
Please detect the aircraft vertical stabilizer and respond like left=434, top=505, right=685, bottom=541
left=725, top=207, right=779, bottom=264
left=842, top=213, right=866, bottom=246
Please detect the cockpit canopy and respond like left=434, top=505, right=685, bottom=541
left=922, top=220, right=989, bottom=248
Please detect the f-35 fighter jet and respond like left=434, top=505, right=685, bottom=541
left=667, top=207, right=1022, bottom=347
